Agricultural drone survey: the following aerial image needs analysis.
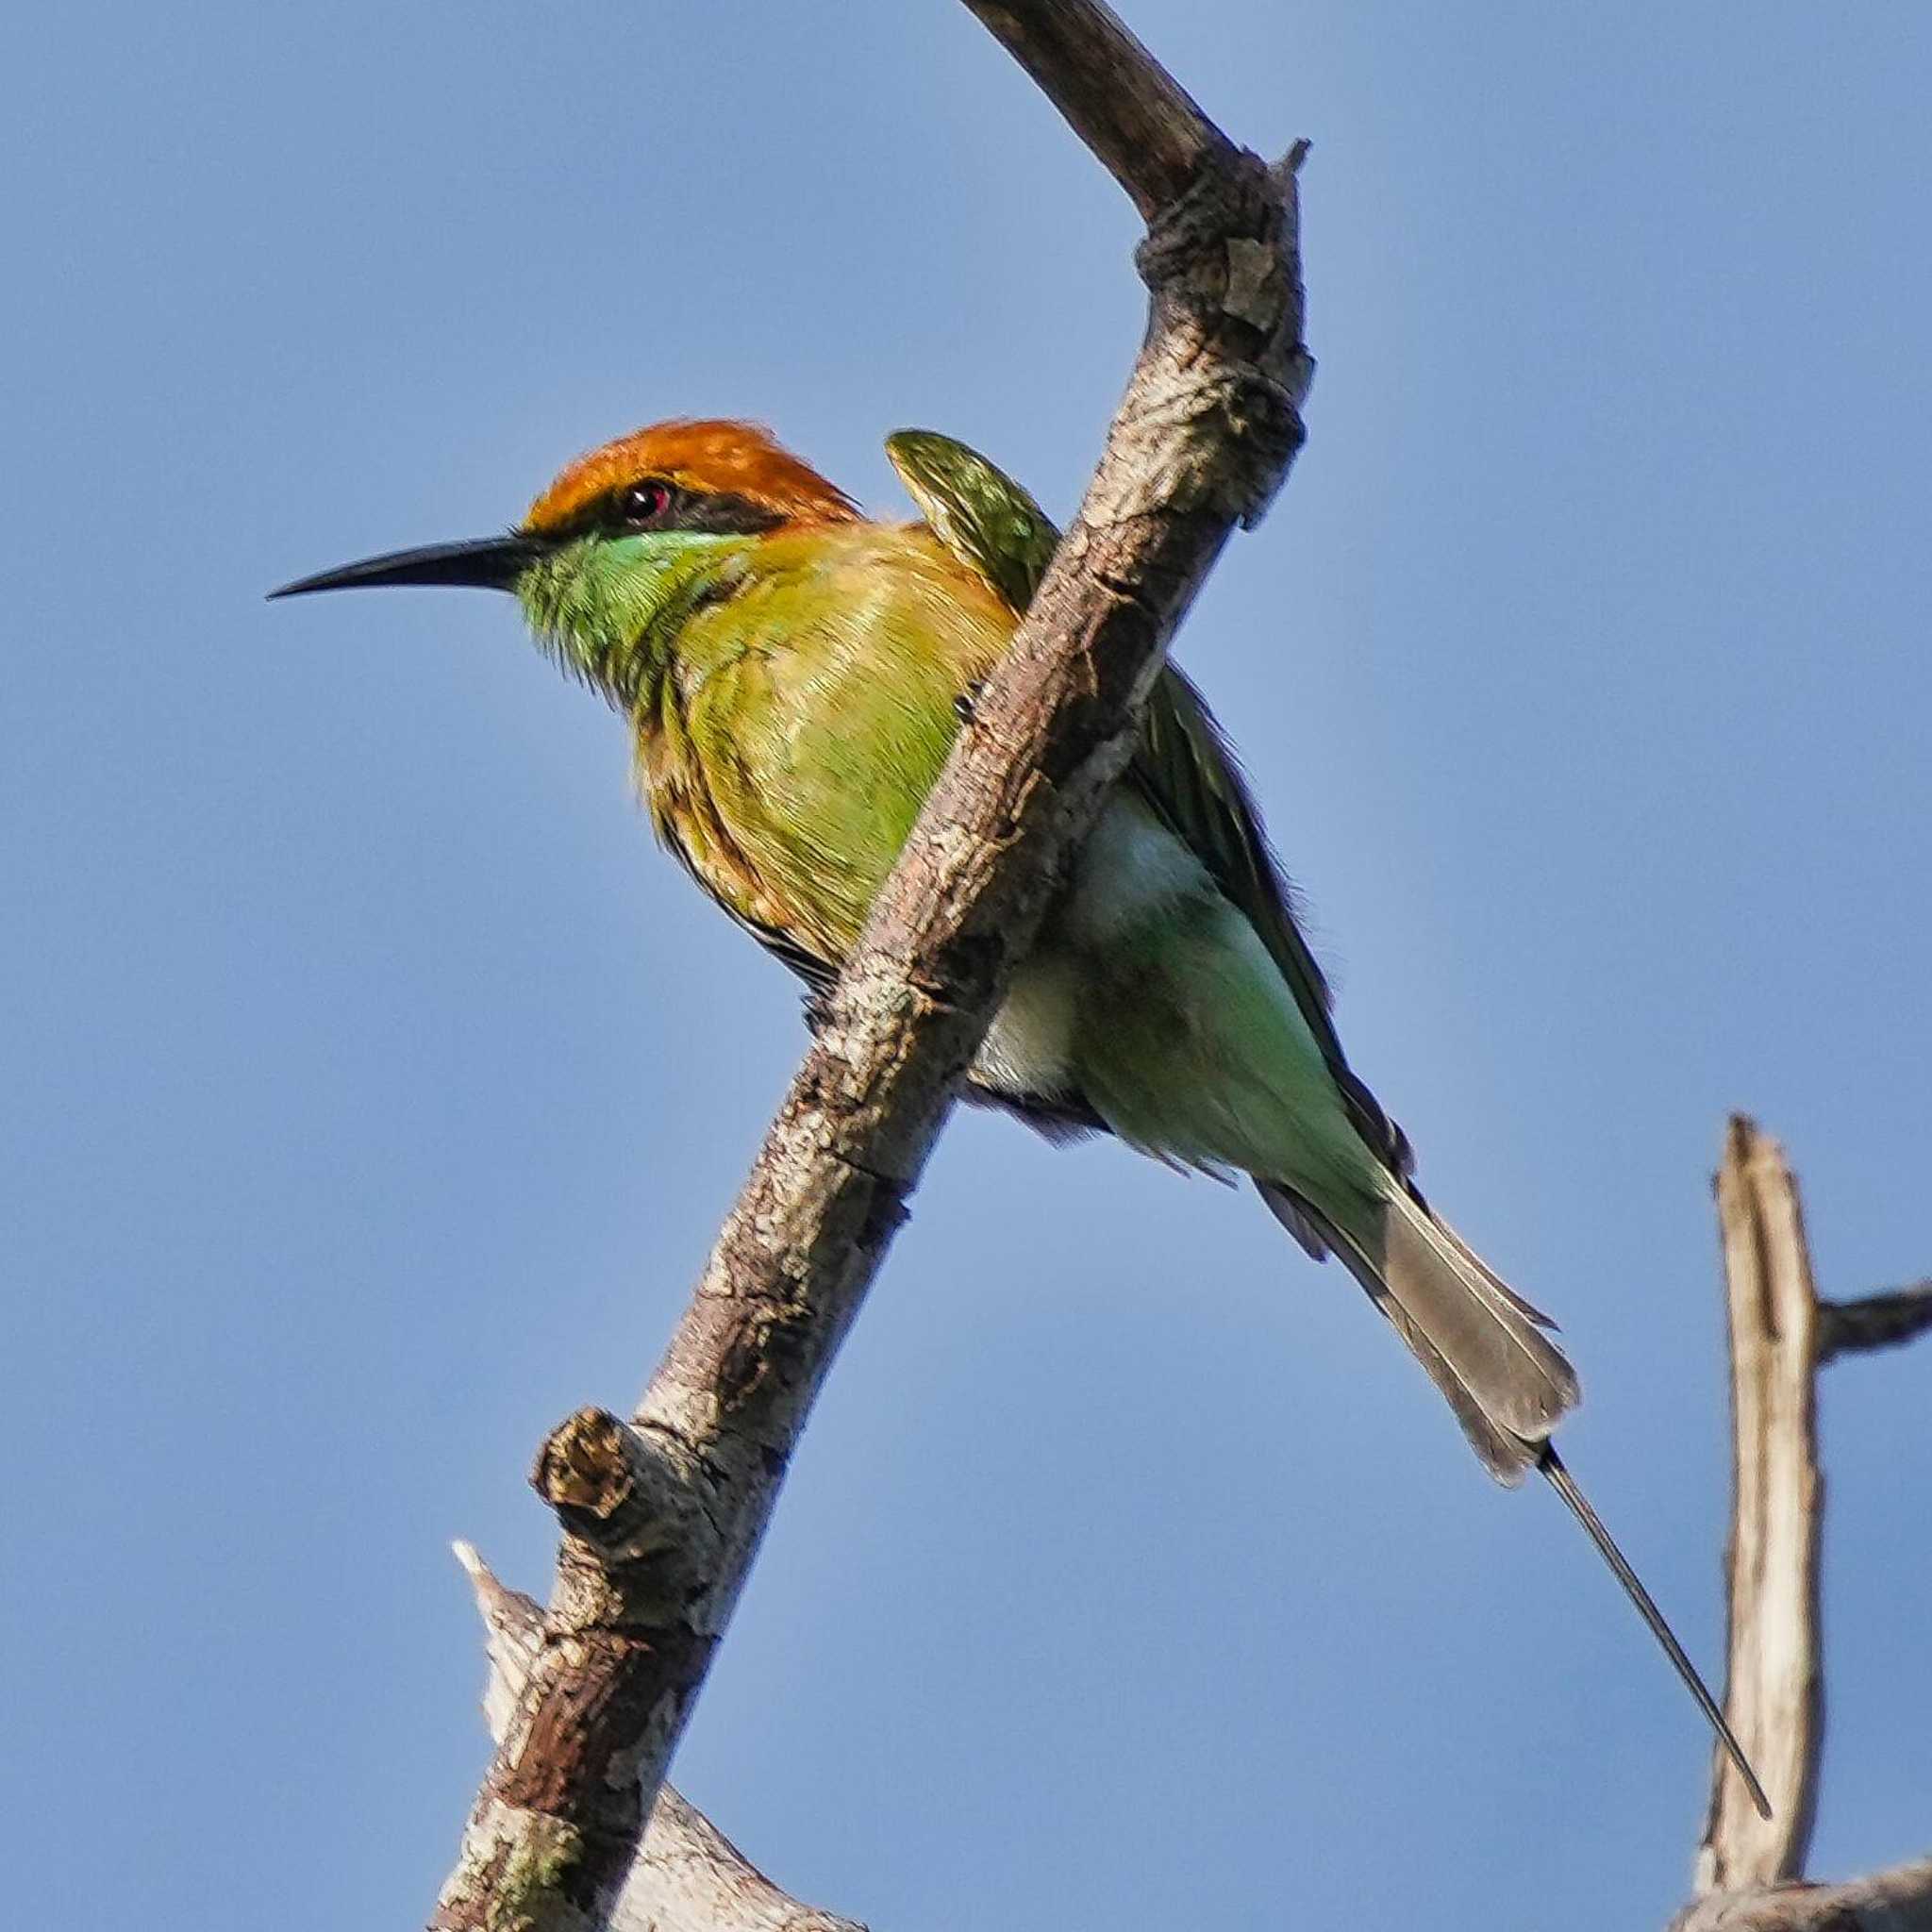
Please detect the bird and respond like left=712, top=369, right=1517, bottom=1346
left=273, top=417, right=1767, bottom=1812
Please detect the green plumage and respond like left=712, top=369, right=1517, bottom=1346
left=272, top=418, right=1770, bottom=1804
left=509, top=429, right=1577, bottom=1478
left=887, top=429, right=1416, bottom=1182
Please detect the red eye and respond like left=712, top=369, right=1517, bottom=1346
left=618, top=479, right=673, bottom=527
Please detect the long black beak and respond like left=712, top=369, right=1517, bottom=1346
left=268, top=533, right=550, bottom=600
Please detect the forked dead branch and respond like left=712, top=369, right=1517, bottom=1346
left=1670, top=1119, right=1930, bottom=1931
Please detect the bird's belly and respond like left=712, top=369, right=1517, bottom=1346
left=972, top=797, right=1213, bottom=1103
left=974, top=950, right=1082, bottom=1098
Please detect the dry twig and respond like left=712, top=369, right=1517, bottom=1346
left=1818, top=1282, right=1932, bottom=1366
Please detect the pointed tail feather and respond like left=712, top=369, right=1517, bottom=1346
left=1256, top=1178, right=1771, bottom=1813
left=1540, top=1446, right=1771, bottom=1819
left=1258, top=1179, right=1578, bottom=1482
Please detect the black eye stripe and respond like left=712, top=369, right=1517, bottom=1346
left=542, top=485, right=789, bottom=543
left=684, top=491, right=787, bottom=535
left=595, top=485, right=785, bottom=539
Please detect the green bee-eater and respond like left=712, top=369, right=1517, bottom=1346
left=275, top=418, right=1764, bottom=1807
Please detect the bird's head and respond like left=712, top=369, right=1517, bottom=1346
left=271, top=419, right=858, bottom=699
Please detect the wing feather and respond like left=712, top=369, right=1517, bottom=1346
left=885, top=426, right=1415, bottom=1187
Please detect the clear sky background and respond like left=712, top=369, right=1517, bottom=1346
left=6, top=4, right=1928, bottom=1926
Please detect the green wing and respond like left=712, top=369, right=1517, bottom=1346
left=884, top=429, right=1060, bottom=613
left=885, top=428, right=1415, bottom=1184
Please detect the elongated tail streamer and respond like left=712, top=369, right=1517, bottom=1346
left=1539, top=1444, right=1771, bottom=1820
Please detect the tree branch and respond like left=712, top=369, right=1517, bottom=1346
left=1679, top=1117, right=1929, bottom=1931
left=1698, top=1116, right=1825, bottom=1893
left=454, top=1545, right=864, bottom=1932
left=452, top=1108, right=1932, bottom=1932
left=1818, top=1281, right=1932, bottom=1365
left=1670, top=1858, right=1932, bottom=1932
left=957, top=0, right=1227, bottom=216
left=428, top=6, right=1313, bottom=1926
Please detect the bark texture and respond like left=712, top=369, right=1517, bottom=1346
left=1700, top=1117, right=1825, bottom=1890
left=429, top=5, right=1311, bottom=1926
left=456, top=1544, right=864, bottom=1932
left=1671, top=1859, right=1932, bottom=1932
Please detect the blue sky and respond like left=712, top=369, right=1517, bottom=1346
left=5, top=4, right=1927, bottom=1926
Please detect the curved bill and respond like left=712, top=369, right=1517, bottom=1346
left=268, top=533, right=549, bottom=600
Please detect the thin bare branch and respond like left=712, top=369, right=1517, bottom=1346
left=957, top=0, right=1229, bottom=216
left=427, top=7, right=1313, bottom=1924
left=1818, top=1281, right=1932, bottom=1365
left=1697, top=1116, right=1826, bottom=1892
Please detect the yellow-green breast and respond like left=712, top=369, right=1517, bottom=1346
left=634, top=520, right=1015, bottom=968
